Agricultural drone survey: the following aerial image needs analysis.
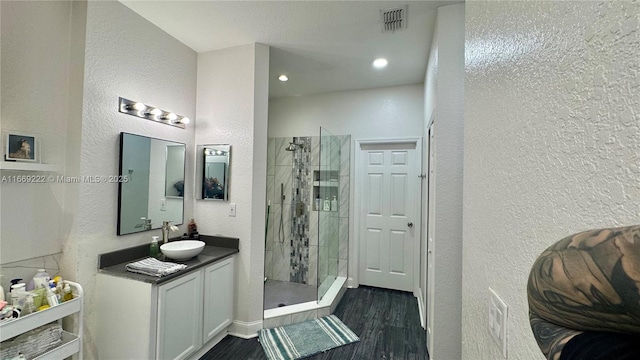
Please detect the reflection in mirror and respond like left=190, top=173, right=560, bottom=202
left=118, top=133, right=185, bottom=235
left=165, top=145, right=185, bottom=197
left=196, top=144, right=230, bottom=201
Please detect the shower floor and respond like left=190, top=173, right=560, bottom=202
left=263, top=279, right=317, bottom=310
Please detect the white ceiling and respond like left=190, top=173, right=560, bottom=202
left=120, top=1, right=460, bottom=98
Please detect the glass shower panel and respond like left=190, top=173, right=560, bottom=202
left=317, top=127, right=340, bottom=301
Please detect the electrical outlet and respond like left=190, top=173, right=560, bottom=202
left=489, top=287, right=508, bottom=358
left=229, top=203, right=236, bottom=217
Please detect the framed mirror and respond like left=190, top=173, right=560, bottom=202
left=196, top=144, right=230, bottom=201
left=118, top=132, right=185, bottom=235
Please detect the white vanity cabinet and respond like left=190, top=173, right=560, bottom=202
left=96, top=255, right=235, bottom=360
left=202, top=256, right=234, bottom=343
left=157, top=270, right=202, bottom=360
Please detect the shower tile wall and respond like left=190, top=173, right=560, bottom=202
left=290, top=137, right=311, bottom=283
left=265, top=135, right=350, bottom=287
left=338, top=135, right=350, bottom=278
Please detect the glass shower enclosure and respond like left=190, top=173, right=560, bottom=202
left=317, top=127, right=340, bottom=301
left=263, top=127, right=343, bottom=309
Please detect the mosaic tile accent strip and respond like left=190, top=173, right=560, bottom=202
left=290, top=136, right=312, bottom=284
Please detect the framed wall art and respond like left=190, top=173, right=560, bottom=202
left=4, top=131, right=39, bottom=162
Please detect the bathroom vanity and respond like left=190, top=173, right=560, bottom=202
left=95, top=236, right=238, bottom=360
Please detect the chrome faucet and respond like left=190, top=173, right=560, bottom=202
left=135, top=217, right=152, bottom=230
left=162, top=221, right=170, bottom=244
left=161, top=221, right=179, bottom=244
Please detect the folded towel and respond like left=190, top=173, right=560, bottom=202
left=125, top=257, right=187, bottom=277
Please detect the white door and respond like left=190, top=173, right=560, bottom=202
left=426, top=124, right=436, bottom=356
left=358, top=141, right=418, bottom=292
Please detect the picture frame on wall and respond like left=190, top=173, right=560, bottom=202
left=4, top=131, right=39, bottom=162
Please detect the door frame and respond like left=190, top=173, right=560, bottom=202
left=351, top=137, right=423, bottom=297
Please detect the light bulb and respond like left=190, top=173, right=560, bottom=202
left=372, top=58, right=388, bottom=69
left=133, top=102, right=146, bottom=111
left=179, top=117, right=190, bottom=124
left=165, top=112, right=177, bottom=121
left=149, top=108, right=162, bottom=116
left=278, top=74, right=288, bottom=82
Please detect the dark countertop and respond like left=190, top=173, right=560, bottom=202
left=98, top=235, right=239, bottom=285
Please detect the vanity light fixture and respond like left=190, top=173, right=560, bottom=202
left=118, top=97, right=188, bottom=129
left=278, top=74, right=289, bottom=82
left=204, top=149, right=227, bottom=156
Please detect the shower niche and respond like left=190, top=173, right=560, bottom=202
left=312, top=170, right=339, bottom=212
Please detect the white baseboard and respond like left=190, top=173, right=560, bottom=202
left=227, top=319, right=262, bottom=339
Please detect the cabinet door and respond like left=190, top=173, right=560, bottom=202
left=157, top=271, right=202, bottom=360
left=202, top=256, right=235, bottom=343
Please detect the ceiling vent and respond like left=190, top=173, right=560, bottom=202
left=381, top=6, right=407, bottom=33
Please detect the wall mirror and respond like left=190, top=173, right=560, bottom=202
left=196, top=144, right=230, bottom=201
left=118, top=132, right=185, bottom=235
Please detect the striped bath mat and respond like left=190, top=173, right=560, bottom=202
left=258, top=315, right=359, bottom=360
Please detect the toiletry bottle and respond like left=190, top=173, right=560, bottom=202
left=62, top=283, right=73, bottom=302
left=53, top=276, right=63, bottom=301
left=331, top=196, right=338, bottom=212
left=188, top=219, right=198, bottom=237
left=323, top=196, right=331, bottom=211
left=315, top=196, right=321, bottom=211
left=32, top=269, right=51, bottom=289
left=46, top=281, right=59, bottom=307
left=22, top=294, right=35, bottom=315
left=150, top=236, right=159, bottom=258
left=10, top=283, right=26, bottom=307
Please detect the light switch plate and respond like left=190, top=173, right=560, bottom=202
left=489, top=287, right=508, bottom=358
left=229, top=203, right=236, bottom=217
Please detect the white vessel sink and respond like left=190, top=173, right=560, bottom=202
left=160, top=240, right=205, bottom=261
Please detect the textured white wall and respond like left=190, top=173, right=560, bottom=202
left=425, top=4, right=465, bottom=360
left=0, top=1, right=72, bottom=264
left=268, top=84, right=423, bottom=139
left=195, top=43, right=269, bottom=335
left=463, top=1, right=640, bottom=359
left=76, top=2, right=197, bottom=357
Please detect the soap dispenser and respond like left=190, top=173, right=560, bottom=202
left=150, top=236, right=160, bottom=258
left=323, top=196, right=331, bottom=211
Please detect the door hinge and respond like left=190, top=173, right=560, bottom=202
left=418, top=174, right=426, bottom=179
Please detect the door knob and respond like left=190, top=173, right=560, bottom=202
left=408, top=222, right=413, bottom=228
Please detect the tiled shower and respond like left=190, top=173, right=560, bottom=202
left=264, top=132, right=350, bottom=310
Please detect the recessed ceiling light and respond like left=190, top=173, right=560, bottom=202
left=372, top=58, right=388, bottom=69
left=278, top=74, right=289, bottom=82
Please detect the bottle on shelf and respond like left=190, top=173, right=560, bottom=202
left=323, top=197, right=331, bottom=211
left=22, top=293, right=35, bottom=315
left=10, top=282, right=27, bottom=308
left=32, top=269, right=51, bottom=290
left=331, top=196, right=338, bottom=212
left=53, top=276, right=63, bottom=301
left=315, top=196, right=321, bottom=211
left=62, top=283, right=73, bottom=302
left=46, top=281, right=59, bottom=307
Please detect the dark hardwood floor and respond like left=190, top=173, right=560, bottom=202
left=200, top=286, right=428, bottom=360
